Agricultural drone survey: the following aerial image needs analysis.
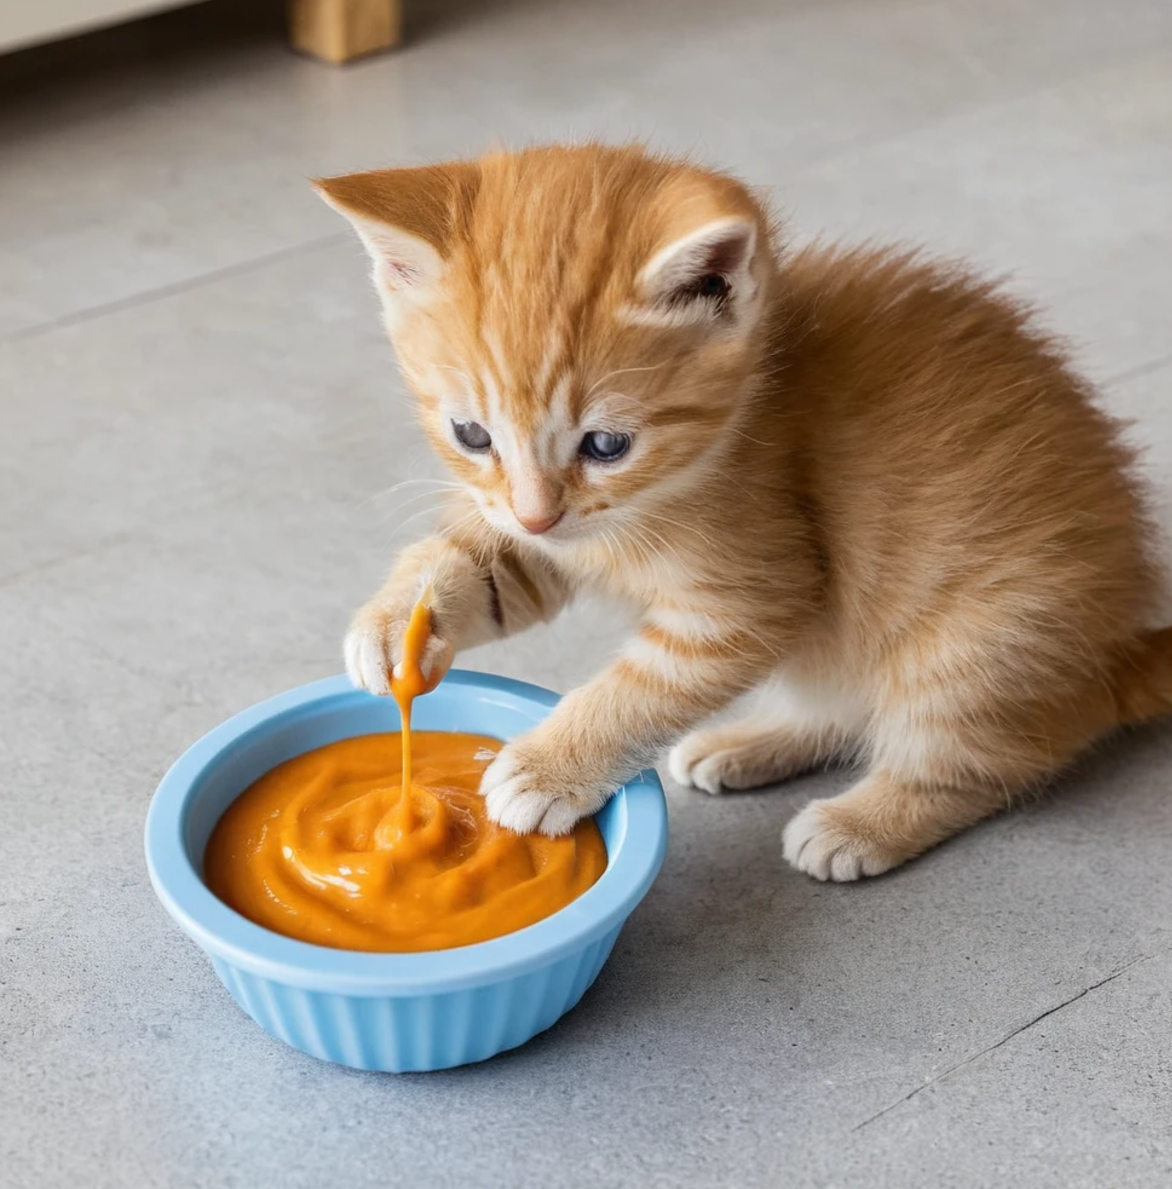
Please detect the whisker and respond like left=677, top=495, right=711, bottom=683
left=627, top=522, right=663, bottom=562
left=599, top=525, right=628, bottom=571
left=373, top=478, right=462, bottom=499
left=384, top=503, right=456, bottom=538
left=435, top=363, right=476, bottom=390
left=354, top=478, right=462, bottom=515
left=640, top=510, right=719, bottom=552
left=727, top=427, right=772, bottom=448
left=582, top=360, right=671, bottom=404
left=380, top=492, right=475, bottom=535
left=373, top=491, right=461, bottom=527
left=612, top=519, right=660, bottom=570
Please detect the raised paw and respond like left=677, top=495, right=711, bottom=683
left=781, top=799, right=902, bottom=882
left=481, top=738, right=612, bottom=837
left=343, top=600, right=454, bottom=696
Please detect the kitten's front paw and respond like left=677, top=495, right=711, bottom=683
left=481, top=738, right=613, bottom=837
left=343, top=600, right=453, bottom=696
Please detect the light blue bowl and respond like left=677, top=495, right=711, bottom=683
left=144, top=670, right=667, bottom=1072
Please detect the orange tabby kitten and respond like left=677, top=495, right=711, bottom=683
left=316, top=144, right=1171, bottom=881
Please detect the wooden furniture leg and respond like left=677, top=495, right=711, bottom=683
left=289, top=0, right=401, bottom=64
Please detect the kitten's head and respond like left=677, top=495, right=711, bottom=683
left=317, top=144, right=776, bottom=547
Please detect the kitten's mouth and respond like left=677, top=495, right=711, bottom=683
left=474, top=502, right=577, bottom=544
left=515, top=519, right=576, bottom=545
left=512, top=515, right=591, bottom=547
left=515, top=511, right=565, bottom=537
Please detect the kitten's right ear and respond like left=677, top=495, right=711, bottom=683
left=313, top=164, right=478, bottom=297
left=635, top=217, right=761, bottom=330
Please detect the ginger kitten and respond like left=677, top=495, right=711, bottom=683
left=316, top=143, right=1171, bottom=881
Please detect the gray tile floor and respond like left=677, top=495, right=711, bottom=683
left=3, top=1, right=1171, bottom=1186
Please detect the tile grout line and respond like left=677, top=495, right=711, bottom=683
left=0, top=232, right=351, bottom=347
left=850, top=953, right=1155, bottom=1133
left=7, top=37, right=1171, bottom=351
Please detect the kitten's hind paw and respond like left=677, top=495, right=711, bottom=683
left=783, top=772, right=1005, bottom=881
left=668, top=724, right=823, bottom=795
left=782, top=798, right=902, bottom=882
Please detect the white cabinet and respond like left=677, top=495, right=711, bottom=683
left=0, top=0, right=197, bottom=55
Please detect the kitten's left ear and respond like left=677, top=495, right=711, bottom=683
left=312, top=163, right=479, bottom=302
left=638, top=218, right=759, bottom=327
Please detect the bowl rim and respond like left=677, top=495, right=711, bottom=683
left=144, top=670, right=668, bottom=996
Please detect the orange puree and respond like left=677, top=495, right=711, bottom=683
left=392, top=599, right=434, bottom=790
left=204, top=599, right=606, bottom=952
left=204, top=733, right=607, bottom=951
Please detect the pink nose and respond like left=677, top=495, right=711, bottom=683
left=517, top=511, right=564, bottom=535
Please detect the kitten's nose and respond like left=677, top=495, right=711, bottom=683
left=517, top=511, right=564, bottom=536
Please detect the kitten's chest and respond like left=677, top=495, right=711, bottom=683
left=568, top=536, right=707, bottom=608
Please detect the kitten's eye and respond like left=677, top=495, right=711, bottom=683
left=452, top=419, right=491, bottom=453
left=580, top=431, right=631, bottom=463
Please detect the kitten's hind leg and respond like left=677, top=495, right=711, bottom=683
left=669, top=718, right=834, bottom=795
left=669, top=674, right=858, bottom=795
left=782, top=771, right=1008, bottom=881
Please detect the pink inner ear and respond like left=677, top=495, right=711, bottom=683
left=701, top=228, right=754, bottom=277
left=645, top=219, right=757, bottom=300
left=383, top=259, right=426, bottom=288
left=351, top=218, right=445, bottom=292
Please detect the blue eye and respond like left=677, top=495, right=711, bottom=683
left=452, top=419, right=491, bottom=452
left=579, top=431, right=631, bottom=463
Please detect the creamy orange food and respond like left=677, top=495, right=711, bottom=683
left=204, top=603, right=607, bottom=952
left=391, top=600, right=434, bottom=790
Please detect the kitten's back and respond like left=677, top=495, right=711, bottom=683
left=762, top=245, right=1160, bottom=688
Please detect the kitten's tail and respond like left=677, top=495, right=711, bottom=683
left=1112, top=627, right=1172, bottom=727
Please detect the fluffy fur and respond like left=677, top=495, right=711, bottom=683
left=317, top=143, right=1171, bottom=880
